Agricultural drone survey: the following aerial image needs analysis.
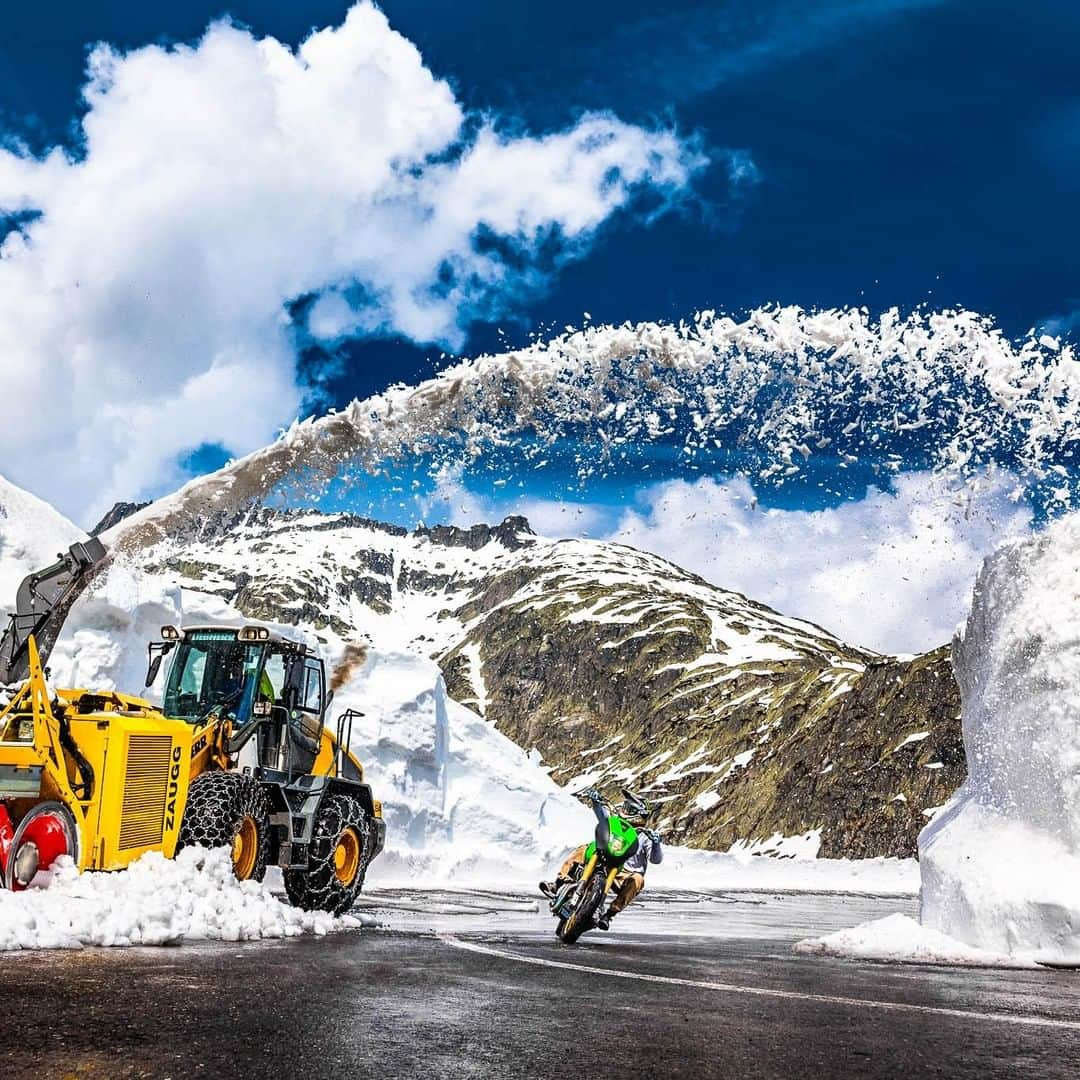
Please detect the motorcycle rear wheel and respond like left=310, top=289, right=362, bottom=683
left=557, top=870, right=606, bottom=944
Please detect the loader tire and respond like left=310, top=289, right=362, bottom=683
left=283, top=793, right=371, bottom=916
left=178, top=772, right=271, bottom=883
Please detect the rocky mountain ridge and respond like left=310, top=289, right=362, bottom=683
left=125, top=503, right=963, bottom=858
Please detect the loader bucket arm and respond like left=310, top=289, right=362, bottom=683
left=0, top=538, right=108, bottom=685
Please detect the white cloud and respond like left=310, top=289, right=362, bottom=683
left=419, top=469, right=614, bottom=539
left=427, top=468, right=1034, bottom=654
left=0, top=2, right=704, bottom=525
left=607, top=471, right=1033, bottom=654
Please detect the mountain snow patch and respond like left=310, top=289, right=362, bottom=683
left=0, top=473, right=85, bottom=617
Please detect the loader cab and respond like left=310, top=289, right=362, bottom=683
left=148, top=624, right=328, bottom=777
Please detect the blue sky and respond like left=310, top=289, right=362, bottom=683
left=4, top=0, right=1079, bottom=386
left=0, top=0, right=1075, bottom=650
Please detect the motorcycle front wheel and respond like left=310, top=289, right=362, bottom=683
left=557, top=869, right=607, bottom=944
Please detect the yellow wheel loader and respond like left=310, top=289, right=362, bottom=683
left=0, top=540, right=383, bottom=914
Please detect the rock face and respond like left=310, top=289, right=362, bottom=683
left=128, top=507, right=961, bottom=857
left=91, top=500, right=151, bottom=536
left=437, top=540, right=963, bottom=858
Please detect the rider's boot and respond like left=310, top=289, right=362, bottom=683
left=596, top=905, right=616, bottom=930
left=539, top=876, right=570, bottom=900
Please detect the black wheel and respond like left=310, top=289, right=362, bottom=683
left=557, top=869, right=606, bottom=944
left=284, top=794, right=371, bottom=915
left=177, top=772, right=271, bottom=883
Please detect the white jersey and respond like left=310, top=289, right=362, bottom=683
left=623, top=829, right=663, bottom=875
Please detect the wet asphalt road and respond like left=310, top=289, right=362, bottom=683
left=3, top=889, right=1079, bottom=1080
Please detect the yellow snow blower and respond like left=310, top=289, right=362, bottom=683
left=0, top=540, right=383, bottom=914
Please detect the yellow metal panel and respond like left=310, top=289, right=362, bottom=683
left=86, top=711, right=194, bottom=870
left=118, top=735, right=173, bottom=850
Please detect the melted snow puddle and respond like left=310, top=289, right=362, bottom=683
left=0, top=847, right=364, bottom=951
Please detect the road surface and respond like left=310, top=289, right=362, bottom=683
left=3, top=888, right=1078, bottom=1079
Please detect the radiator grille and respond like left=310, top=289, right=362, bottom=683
left=119, top=735, right=172, bottom=850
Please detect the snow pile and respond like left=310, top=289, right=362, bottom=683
left=663, top=846, right=917, bottom=896
left=0, top=473, right=85, bottom=617
left=805, top=514, right=1080, bottom=967
left=0, top=847, right=354, bottom=951
left=794, top=913, right=1031, bottom=967
left=279, top=648, right=592, bottom=886
left=916, top=512, right=1080, bottom=966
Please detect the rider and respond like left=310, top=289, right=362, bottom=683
left=540, top=788, right=663, bottom=930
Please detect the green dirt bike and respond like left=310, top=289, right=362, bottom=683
left=548, top=789, right=643, bottom=944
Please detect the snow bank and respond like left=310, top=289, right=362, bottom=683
left=49, top=558, right=189, bottom=692
left=0, top=847, right=355, bottom=951
left=795, top=913, right=1032, bottom=967
left=916, top=513, right=1080, bottom=966
left=0, top=473, right=84, bottom=618
left=660, top=846, right=917, bottom=896
left=332, top=650, right=594, bottom=886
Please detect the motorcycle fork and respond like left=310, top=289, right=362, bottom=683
left=579, top=854, right=598, bottom=886
left=578, top=857, right=620, bottom=900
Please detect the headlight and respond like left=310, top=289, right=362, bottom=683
left=13, top=841, right=40, bottom=886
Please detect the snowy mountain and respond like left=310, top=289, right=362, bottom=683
left=100, top=503, right=962, bottom=859
left=0, top=474, right=85, bottom=617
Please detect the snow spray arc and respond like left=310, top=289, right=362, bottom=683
left=110, top=305, right=1080, bottom=548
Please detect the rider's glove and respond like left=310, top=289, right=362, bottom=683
left=584, top=787, right=603, bottom=803
left=644, top=828, right=662, bottom=843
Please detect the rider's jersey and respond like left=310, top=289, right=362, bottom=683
left=622, top=830, right=663, bottom=875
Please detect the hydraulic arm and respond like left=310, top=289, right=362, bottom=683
left=0, top=538, right=107, bottom=685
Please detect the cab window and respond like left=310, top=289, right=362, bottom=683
left=302, top=660, right=323, bottom=713
left=260, top=652, right=286, bottom=701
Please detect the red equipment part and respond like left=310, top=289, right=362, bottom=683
left=3, top=802, right=78, bottom=891
left=0, top=804, right=13, bottom=880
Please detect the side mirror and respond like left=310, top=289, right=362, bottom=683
left=323, top=688, right=334, bottom=720
left=144, top=641, right=175, bottom=688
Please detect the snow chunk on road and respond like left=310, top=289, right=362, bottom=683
left=0, top=847, right=356, bottom=951
left=795, top=913, right=1034, bottom=968
left=918, top=512, right=1080, bottom=967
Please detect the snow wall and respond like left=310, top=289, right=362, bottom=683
left=48, top=563, right=595, bottom=888
left=918, top=511, right=1080, bottom=965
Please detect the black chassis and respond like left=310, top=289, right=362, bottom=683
left=245, top=767, right=386, bottom=871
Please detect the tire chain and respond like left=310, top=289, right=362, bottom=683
left=284, top=793, right=372, bottom=915
left=177, top=772, right=271, bottom=882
